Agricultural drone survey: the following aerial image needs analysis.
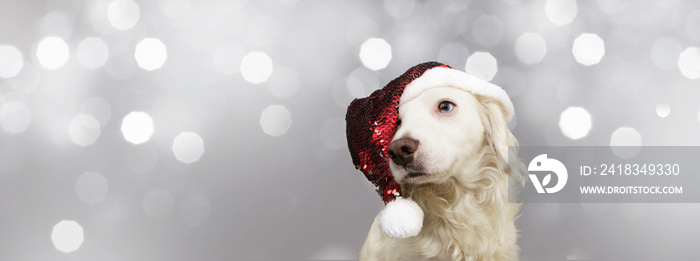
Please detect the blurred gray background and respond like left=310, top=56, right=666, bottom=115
left=1, top=0, right=700, bottom=260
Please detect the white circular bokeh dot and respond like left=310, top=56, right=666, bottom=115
left=515, top=33, right=547, bottom=64
left=75, top=171, right=108, bottom=204
left=260, top=105, right=292, bottom=137
left=172, top=132, right=204, bottom=164
left=559, top=107, right=592, bottom=140
left=359, top=38, right=392, bottom=71
left=51, top=220, right=84, bottom=253
left=68, top=114, right=101, bottom=146
left=107, top=0, right=140, bottom=30
left=465, top=52, right=497, bottom=81
left=0, top=45, right=24, bottom=78
left=240, top=52, right=273, bottom=84
left=545, top=0, right=578, bottom=25
left=121, top=111, right=154, bottom=145
left=656, top=103, right=670, bottom=118
left=134, top=38, right=167, bottom=71
left=77, top=37, right=109, bottom=70
left=678, top=47, right=700, bottom=79
left=36, top=37, right=70, bottom=70
left=572, top=33, right=606, bottom=66
left=610, top=127, right=642, bottom=159
left=143, top=189, right=175, bottom=220
left=0, top=101, right=32, bottom=134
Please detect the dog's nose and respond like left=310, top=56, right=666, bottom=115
left=387, top=138, right=419, bottom=166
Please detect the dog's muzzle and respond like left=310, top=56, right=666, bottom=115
left=387, top=137, right=419, bottom=167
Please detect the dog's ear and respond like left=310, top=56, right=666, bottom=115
left=478, top=97, right=513, bottom=160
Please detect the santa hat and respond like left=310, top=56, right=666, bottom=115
left=345, top=61, right=513, bottom=238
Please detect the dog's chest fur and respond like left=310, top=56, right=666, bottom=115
left=406, top=186, right=519, bottom=260
left=361, top=173, right=520, bottom=261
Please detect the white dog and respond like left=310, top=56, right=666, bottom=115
left=359, top=86, right=524, bottom=261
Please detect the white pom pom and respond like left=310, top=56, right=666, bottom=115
left=378, top=197, right=424, bottom=239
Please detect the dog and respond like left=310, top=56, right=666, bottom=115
left=359, top=86, right=524, bottom=261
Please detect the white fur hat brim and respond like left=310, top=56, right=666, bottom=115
left=400, top=67, right=514, bottom=122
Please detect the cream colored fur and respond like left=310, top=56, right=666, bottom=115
left=359, top=87, right=525, bottom=261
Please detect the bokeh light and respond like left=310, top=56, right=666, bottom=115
left=68, top=114, right=101, bottom=146
left=36, top=36, right=70, bottom=70
left=515, top=33, right=547, bottom=64
left=75, top=171, right=108, bottom=204
left=359, top=38, right=392, bottom=71
left=678, top=47, right=700, bottom=79
left=0, top=101, right=32, bottom=134
left=51, top=220, right=84, bottom=253
left=0, top=45, right=24, bottom=78
left=143, top=189, right=175, bottom=220
left=121, top=111, right=154, bottom=145
left=107, top=0, right=140, bottom=30
left=134, top=38, right=167, bottom=71
left=465, top=52, right=497, bottom=81
left=572, top=33, right=605, bottom=66
left=559, top=107, right=592, bottom=140
left=77, top=37, right=109, bottom=70
left=240, top=52, right=273, bottom=84
left=610, top=127, right=642, bottom=159
left=260, top=105, right=292, bottom=137
left=172, top=132, right=204, bottom=164
left=545, top=0, right=578, bottom=25
left=656, top=103, right=670, bottom=118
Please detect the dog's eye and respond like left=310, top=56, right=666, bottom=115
left=438, top=101, right=455, bottom=113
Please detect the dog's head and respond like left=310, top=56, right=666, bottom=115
left=388, top=86, right=513, bottom=185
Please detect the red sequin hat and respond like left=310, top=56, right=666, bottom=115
left=345, top=62, right=513, bottom=238
left=346, top=61, right=513, bottom=202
